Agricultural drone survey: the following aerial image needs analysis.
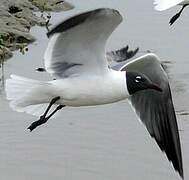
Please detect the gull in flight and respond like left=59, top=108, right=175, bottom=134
left=154, top=0, right=189, bottom=25
left=5, top=8, right=183, bottom=179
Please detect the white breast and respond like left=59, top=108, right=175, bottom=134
left=51, top=70, right=129, bottom=106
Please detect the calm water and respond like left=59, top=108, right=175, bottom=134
left=1, top=0, right=189, bottom=179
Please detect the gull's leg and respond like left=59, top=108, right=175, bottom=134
left=41, top=96, right=61, bottom=118
left=43, top=104, right=65, bottom=120
left=169, top=5, right=188, bottom=25
left=27, top=96, right=64, bottom=131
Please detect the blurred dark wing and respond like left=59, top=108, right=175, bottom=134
left=120, top=53, right=183, bottom=178
left=107, top=45, right=139, bottom=63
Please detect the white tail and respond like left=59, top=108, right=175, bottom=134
left=6, top=75, right=60, bottom=117
left=154, top=0, right=184, bottom=11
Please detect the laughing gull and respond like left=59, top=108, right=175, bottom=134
left=5, top=8, right=183, bottom=178
left=154, top=0, right=189, bottom=25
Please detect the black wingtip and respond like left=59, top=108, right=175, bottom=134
left=180, top=170, right=184, bottom=180
left=27, top=126, right=33, bottom=132
left=46, top=8, right=108, bottom=38
left=169, top=5, right=188, bottom=26
left=36, top=67, right=46, bottom=72
left=46, top=11, right=92, bottom=38
left=173, top=156, right=184, bottom=179
left=169, top=13, right=180, bottom=26
left=176, top=165, right=184, bottom=179
left=178, top=158, right=184, bottom=179
left=112, top=46, right=139, bottom=63
left=46, top=8, right=122, bottom=38
left=27, top=123, right=37, bottom=132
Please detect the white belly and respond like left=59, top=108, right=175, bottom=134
left=51, top=70, right=129, bottom=106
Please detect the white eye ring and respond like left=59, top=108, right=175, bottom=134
left=136, top=76, right=141, bottom=79
left=135, top=80, right=139, bottom=83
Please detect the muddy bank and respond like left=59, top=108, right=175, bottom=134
left=0, top=0, right=74, bottom=62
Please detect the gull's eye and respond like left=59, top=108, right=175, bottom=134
left=136, top=76, right=142, bottom=80
left=135, top=76, right=142, bottom=83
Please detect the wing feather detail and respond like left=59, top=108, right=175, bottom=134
left=44, top=8, right=122, bottom=78
left=120, top=53, right=183, bottom=178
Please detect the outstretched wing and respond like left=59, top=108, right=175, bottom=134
left=44, top=8, right=122, bottom=78
left=154, top=0, right=184, bottom=11
left=106, top=46, right=139, bottom=63
left=119, top=53, right=183, bottom=178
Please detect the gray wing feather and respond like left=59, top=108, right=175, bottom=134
left=120, top=53, right=183, bottom=178
left=44, top=8, right=122, bottom=78
left=49, top=62, right=83, bottom=78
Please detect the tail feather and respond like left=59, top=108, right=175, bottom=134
left=6, top=75, right=44, bottom=100
left=15, top=103, right=61, bottom=118
left=6, top=75, right=60, bottom=117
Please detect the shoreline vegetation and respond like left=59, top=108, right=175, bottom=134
left=0, top=0, right=74, bottom=62
left=0, top=0, right=74, bottom=90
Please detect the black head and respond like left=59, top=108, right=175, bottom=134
left=126, top=71, right=162, bottom=95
